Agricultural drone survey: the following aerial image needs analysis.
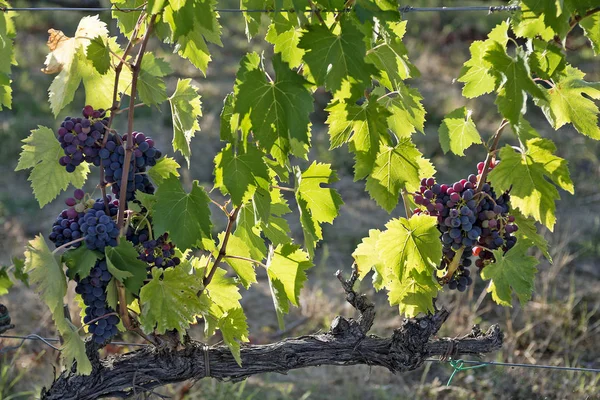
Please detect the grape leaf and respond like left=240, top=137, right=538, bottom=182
left=484, top=43, right=547, bottom=123
left=218, top=232, right=257, bottom=289
left=0, top=9, right=15, bottom=110
left=169, top=79, right=202, bottom=166
left=205, top=267, right=241, bottom=312
left=86, top=36, right=110, bottom=75
left=366, top=21, right=419, bottom=90
left=352, top=229, right=383, bottom=280
left=147, top=156, right=180, bottom=185
left=520, top=0, right=570, bottom=39
left=241, top=0, right=266, bottom=38
left=488, top=138, right=574, bottom=231
left=152, top=176, right=212, bottom=250
left=267, top=243, right=312, bottom=328
left=262, top=216, right=292, bottom=246
left=140, top=267, right=204, bottom=335
left=137, top=53, right=172, bottom=106
left=376, top=82, right=426, bottom=139
left=234, top=204, right=267, bottom=261
left=528, top=39, right=566, bottom=80
left=218, top=307, right=249, bottom=366
left=511, top=3, right=555, bottom=41
left=104, top=241, right=148, bottom=295
left=539, top=66, right=600, bottom=140
left=438, top=107, right=482, bottom=156
left=481, top=241, right=539, bottom=307
left=111, top=0, right=145, bottom=38
left=458, top=21, right=509, bottom=98
left=24, top=236, right=92, bottom=374
left=295, top=162, right=343, bottom=257
left=220, top=92, right=236, bottom=143
left=387, top=269, right=439, bottom=317
left=298, top=19, right=376, bottom=94
left=512, top=211, right=552, bottom=262
left=234, top=53, right=313, bottom=163
left=214, top=144, right=270, bottom=206
left=9, top=257, right=28, bottom=287
left=16, top=126, right=90, bottom=207
left=63, top=246, right=102, bottom=279
left=376, top=214, right=442, bottom=282
left=580, top=13, right=600, bottom=55
left=0, top=268, right=13, bottom=296
left=364, top=139, right=425, bottom=213
left=266, top=13, right=304, bottom=68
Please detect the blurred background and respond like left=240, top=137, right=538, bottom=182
left=1, top=0, right=599, bottom=399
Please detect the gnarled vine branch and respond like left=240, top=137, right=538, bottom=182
left=42, top=272, right=503, bottom=399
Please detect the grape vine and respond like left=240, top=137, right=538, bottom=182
left=0, top=1, right=596, bottom=396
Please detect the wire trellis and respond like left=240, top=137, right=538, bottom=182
left=0, top=5, right=522, bottom=13
left=1, top=333, right=599, bottom=374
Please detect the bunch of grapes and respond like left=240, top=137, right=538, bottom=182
left=57, top=106, right=109, bottom=173
left=81, top=201, right=119, bottom=252
left=74, top=259, right=120, bottom=344
left=127, top=227, right=180, bottom=272
left=412, top=162, right=519, bottom=292
left=49, top=189, right=87, bottom=248
left=100, top=133, right=159, bottom=201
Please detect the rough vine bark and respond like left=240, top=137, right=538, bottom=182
left=41, top=270, right=503, bottom=399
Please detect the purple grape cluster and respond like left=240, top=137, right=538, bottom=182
left=74, top=259, right=120, bottom=344
left=49, top=189, right=86, bottom=248
left=412, top=168, right=518, bottom=292
left=100, top=133, right=158, bottom=201
left=127, top=227, right=180, bottom=272
left=57, top=106, right=108, bottom=173
left=81, top=203, right=119, bottom=252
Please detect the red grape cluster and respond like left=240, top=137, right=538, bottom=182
left=127, top=226, right=181, bottom=273
left=57, top=106, right=108, bottom=173
left=412, top=162, right=518, bottom=292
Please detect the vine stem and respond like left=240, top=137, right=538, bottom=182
left=76, top=312, right=118, bottom=333
left=475, top=119, right=509, bottom=193
left=52, top=237, right=85, bottom=254
left=199, top=206, right=241, bottom=296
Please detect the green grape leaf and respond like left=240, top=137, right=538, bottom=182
left=488, top=138, right=574, bottom=231
left=147, top=156, right=180, bottom=185
left=365, top=139, right=424, bottom=213
left=152, top=177, right=212, bottom=250
left=481, top=241, right=539, bottom=307
left=580, top=13, right=600, bottom=55
left=326, top=94, right=389, bottom=178
left=298, top=19, right=376, bottom=93
left=266, top=13, right=304, bottom=68
left=377, top=82, right=426, bottom=139
left=16, top=126, right=90, bottom=207
left=220, top=92, right=237, bottom=143
left=140, top=267, right=204, bottom=335
left=366, top=21, right=419, bottom=90
left=148, top=0, right=168, bottom=14
left=457, top=21, right=509, bottom=98
left=169, top=79, right=202, bottom=166
left=218, top=233, right=257, bottom=289
left=24, top=236, right=91, bottom=373
left=295, top=162, right=343, bottom=257
left=0, top=268, right=13, bottom=296
left=104, top=241, right=148, bottom=295
left=387, top=269, right=439, bottom=317
left=214, top=144, right=270, bottom=206
left=512, top=211, right=552, bottom=262
left=138, top=53, right=172, bottom=106
left=539, top=67, right=600, bottom=140
left=267, top=243, right=312, bottom=328
left=9, top=257, right=28, bottom=287
left=0, top=9, right=15, bottom=110
left=511, top=3, right=555, bottom=41
left=484, top=43, right=546, bottom=123
left=438, top=106, right=482, bottom=156
left=234, top=53, right=313, bottom=163
left=520, top=0, right=570, bottom=39
left=205, top=267, right=241, bottom=312
left=218, top=307, right=249, bottom=366
left=63, top=246, right=102, bottom=280
left=86, top=36, right=111, bottom=75
left=376, top=214, right=442, bottom=281
left=352, top=229, right=383, bottom=280
left=528, top=39, right=566, bottom=80
left=241, top=0, right=267, bottom=38
left=111, top=0, right=145, bottom=38
left=262, top=216, right=292, bottom=246
left=234, top=204, right=267, bottom=261
left=163, top=0, right=222, bottom=74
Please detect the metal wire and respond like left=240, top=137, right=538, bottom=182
left=0, top=5, right=521, bottom=13
left=1, top=333, right=598, bottom=374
